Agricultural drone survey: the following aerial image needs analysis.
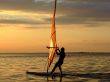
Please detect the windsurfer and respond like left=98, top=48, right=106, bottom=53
left=50, top=47, right=65, bottom=77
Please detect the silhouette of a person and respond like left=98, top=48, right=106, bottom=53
left=51, top=47, right=65, bottom=76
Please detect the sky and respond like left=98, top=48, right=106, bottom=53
left=0, top=0, right=110, bottom=53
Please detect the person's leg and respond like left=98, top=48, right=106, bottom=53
left=59, top=66, right=62, bottom=76
left=51, top=63, right=58, bottom=75
left=50, top=63, right=58, bottom=79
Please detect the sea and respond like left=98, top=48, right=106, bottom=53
left=0, top=52, right=110, bottom=82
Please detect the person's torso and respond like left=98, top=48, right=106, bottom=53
left=58, top=52, right=65, bottom=62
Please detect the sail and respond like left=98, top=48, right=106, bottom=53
left=47, top=0, right=57, bottom=71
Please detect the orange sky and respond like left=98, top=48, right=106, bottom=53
left=0, top=23, right=110, bottom=53
left=0, top=0, right=110, bottom=53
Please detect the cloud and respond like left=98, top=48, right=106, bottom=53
left=0, top=10, right=51, bottom=25
left=0, top=0, right=53, bottom=13
left=55, top=0, right=110, bottom=25
left=0, top=0, right=110, bottom=26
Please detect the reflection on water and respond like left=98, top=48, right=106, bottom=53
left=47, top=76, right=62, bottom=82
left=0, top=53, right=110, bottom=82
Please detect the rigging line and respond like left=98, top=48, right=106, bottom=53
left=51, top=31, right=56, bottom=38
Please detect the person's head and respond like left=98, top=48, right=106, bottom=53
left=61, top=47, right=65, bottom=52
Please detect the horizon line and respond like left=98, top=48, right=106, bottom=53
left=0, top=51, right=110, bottom=54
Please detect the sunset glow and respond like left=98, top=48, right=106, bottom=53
left=0, top=0, right=110, bottom=53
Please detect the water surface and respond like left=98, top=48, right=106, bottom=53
left=0, top=53, right=110, bottom=82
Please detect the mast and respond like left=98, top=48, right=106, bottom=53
left=47, top=0, right=57, bottom=73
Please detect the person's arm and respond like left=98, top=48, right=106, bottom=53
left=56, top=48, right=60, bottom=55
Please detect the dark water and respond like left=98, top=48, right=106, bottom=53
left=0, top=53, right=110, bottom=82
